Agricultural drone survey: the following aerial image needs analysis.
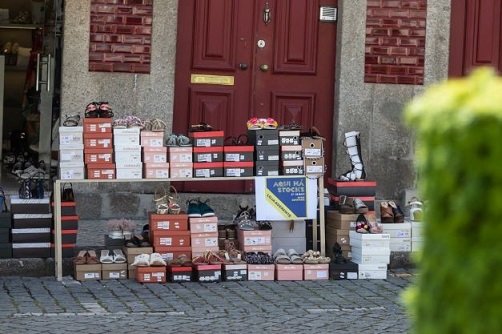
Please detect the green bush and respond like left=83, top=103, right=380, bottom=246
left=403, top=68, right=502, bottom=333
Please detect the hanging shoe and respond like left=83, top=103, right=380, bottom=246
left=339, top=131, right=366, bottom=181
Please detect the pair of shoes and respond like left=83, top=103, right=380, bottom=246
left=131, top=253, right=166, bottom=266
left=113, top=116, right=145, bottom=129
left=74, top=250, right=99, bottom=265
left=224, top=134, right=249, bottom=146
left=246, top=117, right=278, bottom=130
left=186, top=198, right=215, bottom=217
left=243, top=252, right=274, bottom=264
left=63, top=114, right=81, bottom=126
left=191, top=251, right=225, bottom=265
left=124, top=235, right=151, bottom=247
left=302, top=250, right=331, bottom=264
left=380, top=201, right=405, bottom=223
left=338, top=195, right=368, bottom=214
left=165, top=133, right=192, bottom=146
left=273, top=248, right=303, bottom=264
left=100, top=249, right=126, bottom=264
left=85, top=102, right=114, bottom=118
left=169, top=254, right=192, bottom=267
left=189, top=122, right=215, bottom=132
left=143, top=119, right=166, bottom=132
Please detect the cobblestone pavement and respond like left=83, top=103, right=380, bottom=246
left=0, top=271, right=415, bottom=334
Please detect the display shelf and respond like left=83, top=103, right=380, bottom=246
left=52, top=176, right=326, bottom=281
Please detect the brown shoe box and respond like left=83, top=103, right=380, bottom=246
left=12, top=243, right=51, bottom=258
left=254, top=161, right=280, bottom=176
left=222, top=263, right=247, bottom=281
left=10, top=196, right=51, bottom=214
left=0, top=228, right=10, bottom=243
left=74, top=263, right=102, bottom=281
left=0, top=212, right=12, bottom=228
left=123, top=246, right=154, bottom=265
left=102, top=263, right=128, bottom=279
left=149, top=213, right=189, bottom=231
left=11, top=228, right=51, bottom=243
left=167, top=264, right=193, bottom=283
left=193, top=264, right=222, bottom=283
left=151, top=230, right=191, bottom=248
left=329, top=260, right=358, bottom=280
left=301, top=137, right=324, bottom=158
left=248, top=129, right=279, bottom=146
left=136, top=266, right=167, bottom=283
left=0, top=243, right=12, bottom=258
left=12, top=214, right=53, bottom=228
left=255, top=145, right=280, bottom=161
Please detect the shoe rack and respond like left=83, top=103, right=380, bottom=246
left=52, top=176, right=326, bottom=281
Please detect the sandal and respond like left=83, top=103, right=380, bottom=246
left=63, top=114, right=81, bottom=127
left=85, top=102, right=99, bottom=118
left=86, top=250, right=100, bottom=264
left=126, top=116, right=145, bottom=129
left=246, top=117, right=262, bottom=130
left=150, top=119, right=166, bottom=132
left=380, top=201, right=394, bottom=223
left=168, top=186, right=181, bottom=214
left=388, top=201, right=405, bottom=222
left=154, top=186, right=169, bottom=214
left=191, top=255, right=207, bottom=265
left=261, top=118, right=278, bottom=129
left=189, top=122, right=214, bottom=132
left=338, top=195, right=355, bottom=214
left=149, top=252, right=167, bottom=266
left=143, top=120, right=153, bottom=131
left=273, top=248, right=291, bottom=264
left=74, top=250, right=88, bottom=265
left=287, top=249, right=303, bottom=264
left=98, top=102, right=114, bottom=118
left=356, top=214, right=370, bottom=233
left=177, top=134, right=192, bottom=146
left=113, top=118, right=128, bottom=129
left=100, top=250, right=114, bottom=264
left=353, top=198, right=368, bottom=214
left=113, top=249, right=127, bottom=263
left=166, top=133, right=178, bottom=146
left=236, top=134, right=248, bottom=145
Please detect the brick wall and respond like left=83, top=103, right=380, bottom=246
left=89, top=0, right=153, bottom=73
left=364, top=0, right=427, bottom=85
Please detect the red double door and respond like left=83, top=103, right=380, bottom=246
left=173, top=0, right=338, bottom=192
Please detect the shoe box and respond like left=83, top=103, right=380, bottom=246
left=281, top=160, right=304, bottom=175
left=325, top=210, right=356, bottom=260
left=105, top=234, right=126, bottom=249
left=304, top=264, right=329, bottom=280
left=189, top=130, right=225, bottom=147
left=0, top=212, right=12, bottom=258
left=247, top=264, right=275, bottom=281
left=237, top=229, right=272, bottom=247
left=275, top=264, right=303, bottom=280
left=113, top=128, right=140, bottom=146
left=255, top=146, right=279, bottom=161
left=142, top=146, right=167, bottom=163
left=279, top=130, right=301, bottom=146
left=248, top=129, right=279, bottom=176
left=60, top=144, right=85, bottom=163
left=170, top=162, right=193, bottom=178
left=59, top=126, right=85, bottom=180
left=167, top=264, right=192, bottom=282
left=115, top=145, right=142, bottom=164
left=191, top=232, right=218, bottom=249
left=254, top=161, right=280, bottom=176
left=329, top=260, right=358, bottom=280
left=223, top=145, right=254, bottom=162
left=59, top=162, right=86, bottom=180
left=83, top=132, right=113, bottom=149
left=52, top=229, right=78, bottom=244
left=150, top=213, right=189, bottom=231
left=222, top=263, right=247, bottom=281
left=115, top=162, right=143, bottom=179
left=358, top=263, right=388, bottom=280
left=349, top=231, right=391, bottom=265
left=102, top=263, right=128, bottom=279
left=301, top=137, right=324, bottom=158
left=382, top=222, right=412, bottom=252
left=193, top=162, right=223, bottom=178
left=12, top=242, right=51, bottom=258
left=123, top=246, right=154, bottom=279
left=189, top=216, right=218, bottom=233
left=150, top=230, right=191, bottom=248
left=155, top=246, right=192, bottom=263
left=60, top=126, right=84, bottom=146
left=50, top=243, right=76, bottom=258
left=75, top=263, right=102, bottom=281
left=83, top=118, right=112, bottom=133
left=280, top=145, right=303, bottom=161
left=51, top=201, right=77, bottom=216
left=136, top=266, right=167, bottom=283
left=168, top=147, right=193, bottom=163
left=326, top=178, right=377, bottom=211
left=84, top=148, right=114, bottom=164
left=10, top=196, right=51, bottom=214
left=223, top=161, right=254, bottom=177
left=193, top=146, right=223, bottom=163
left=304, top=157, right=324, bottom=177
left=86, top=163, right=116, bottom=179
left=144, top=163, right=170, bottom=179
left=193, top=263, right=222, bottom=282
left=141, top=131, right=165, bottom=148
left=11, top=228, right=51, bottom=243
left=247, top=129, right=279, bottom=146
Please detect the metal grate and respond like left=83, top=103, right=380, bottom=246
left=319, top=6, right=337, bottom=22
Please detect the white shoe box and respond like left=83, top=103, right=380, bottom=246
left=59, top=126, right=84, bottom=145
left=351, top=250, right=390, bottom=264
left=115, top=145, right=142, bottom=164
left=114, top=128, right=140, bottom=146
left=411, top=221, right=423, bottom=237
left=382, top=222, right=411, bottom=238
left=115, top=162, right=142, bottom=179
left=59, top=144, right=84, bottom=163
left=59, top=161, right=85, bottom=180
left=350, top=237, right=390, bottom=249
left=389, top=238, right=412, bottom=252
left=358, top=264, right=388, bottom=279
left=351, top=246, right=390, bottom=256
left=349, top=231, right=390, bottom=240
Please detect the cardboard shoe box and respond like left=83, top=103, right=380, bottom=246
left=255, top=146, right=280, bottom=161
left=75, top=263, right=102, bottom=281
left=140, top=131, right=165, bottom=148
left=189, top=216, right=218, bottom=233
left=247, top=264, right=275, bottom=281
left=59, top=126, right=84, bottom=145
left=224, top=145, right=254, bottom=162
left=279, top=130, right=301, bottom=145
left=150, top=213, right=189, bottom=231
left=326, top=178, right=377, bottom=197
left=248, top=129, right=279, bottom=146
left=86, top=163, right=116, bottom=179
left=142, top=147, right=167, bottom=163
left=193, top=162, right=223, bottom=178
left=358, top=263, right=388, bottom=280
left=237, top=229, right=272, bottom=246
left=254, top=161, right=279, bottom=176
left=190, top=233, right=218, bottom=248
left=151, top=230, right=191, bottom=247
left=83, top=132, right=113, bottom=149
left=83, top=118, right=112, bottom=133
left=84, top=148, right=114, bottom=164
left=189, top=131, right=225, bottom=147
left=13, top=214, right=53, bottom=228
left=275, top=264, right=304, bottom=280
left=123, top=246, right=154, bottom=265
left=12, top=242, right=51, bottom=258
left=301, top=137, right=323, bottom=158
left=102, top=263, right=128, bottom=279
left=223, top=161, right=254, bottom=177
left=280, top=145, right=303, bottom=160
left=144, top=163, right=170, bottom=179
left=170, top=162, right=193, bottom=178
left=136, top=266, right=167, bottom=283
left=11, top=228, right=51, bottom=243
left=155, top=246, right=192, bottom=262
left=193, top=147, right=223, bottom=162
left=304, top=264, right=329, bottom=280
left=281, top=160, right=304, bottom=175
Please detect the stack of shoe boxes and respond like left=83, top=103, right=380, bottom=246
left=190, top=130, right=225, bottom=178
left=190, top=216, right=219, bottom=257
left=325, top=210, right=355, bottom=260
left=223, top=142, right=254, bottom=177
left=51, top=196, right=79, bottom=258
left=10, top=196, right=52, bottom=258
left=302, top=136, right=324, bottom=178
left=142, top=130, right=169, bottom=178
left=114, top=127, right=142, bottom=179
left=169, top=147, right=193, bottom=178
left=248, top=129, right=280, bottom=176
left=123, top=245, right=153, bottom=280
left=382, top=221, right=412, bottom=252
left=149, top=212, right=191, bottom=262
left=279, top=129, right=304, bottom=175
left=349, top=231, right=390, bottom=279
left=0, top=209, right=12, bottom=258
left=237, top=227, right=272, bottom=255
left=326, top=178, right=377, bottom=212
left=83, top=118, right=115, bottom=179
left=59, top=125, right=85, bottom=180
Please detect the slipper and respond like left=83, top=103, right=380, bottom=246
left=189, top=122, right=214, bottom=132
left=132, top=254, right=150, bottom=267
left=273, top=248, right=291, bottom=264
left=86, top=250, right=100, bottom=264
left=318, top=256, right=331, bottom=264
left=177, top=134, right=192, bottom=146
left=166, top=133, right=178, bottom=146
left=113, top=249, right=126, bottom=263
left=353, top=198, right=368, bottom=214
left=63, top=114, right=81, bottom=127
left=287, top=249, right=303, bottom=264
left=303, top=255, right=319, bottom=264
left=74, top=250, right=88, bottom=265
left=100, top=250, right=114, bottom=264
left=125, top=116, right=145, bottom=129
left=257, top=221, right=272, bottom=230
left=149, top=252, right=167, bottom=266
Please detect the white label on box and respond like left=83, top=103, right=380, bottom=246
left=84, top=273, right=96, bottom=279
left=149, top=138, right=163, bottom=146
left=155, top=170, right=169, bottom=178
left=396, top=231, right=410, bottom=237
left=160, top=237, right=172, bottom=246
left=244, top=236, right=267, bottom=245
left=161, top=253, right=174, bottom=260
left=225, top=153, right=240, bottom=162
left=347, top=272, right=358, bottom=279
left=226, top=168, right=241, bottom=177
left=153, top=155, right=166, bottom=163
left=144, top=274, right=151, bottom=281
left=204, top=238, right=217, bottom=246
left=306, top=165, right=323, bottom=173
left=198, top=154, right=212, bottom=162
left=196, top=138, right=211, bottom=147
left=110, top=272, right=120, bottom=279
left=158, top=221, right=169, bottom=229
left=204, top=223, right=217, bottom=232
left=196, top=169, right=210, bottom=178
left=249, top=271, right=261, bottom=280
left=317, top=271, right=328, bottom=278
left=304, top=148, right=321, bottom=156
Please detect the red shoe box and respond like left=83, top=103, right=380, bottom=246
left=86, top=163, right=116, bottom=179
left=150, top=213, right=189, bottom=231
left=193, top=263, right=222, bottom=282
left=222, top=263, right=248, bottom=281
left=189, top=216, right=218, bottom=233
left=150, top=230, right=190, bottom=247
left=154, top=246, right=192, bottom=262
left=84, top=148, right=114, bottom=164
left=189, top=130, right=225, bottom=147
left=136, top=266, right=166, bottom=283
left=193, top=162, right=223, bottom=178
left=247, top=264, right=275, bottom=281
left=193, top=146, right=223, bottom=162
left=83, top=118, right=112, bottom=133
left=275, top=264, right=304, bottom=281
left=167, top=264, right=193, bottom=282
left=303, top=264, right=329, bottom=280
left=83, top=133, right=113, bottom=149
left=223, top=161, right=254, bottom=177
left=223, top=145, right=254, bottom=162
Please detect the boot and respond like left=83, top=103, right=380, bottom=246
left=339, top=131, right=366, bottom=181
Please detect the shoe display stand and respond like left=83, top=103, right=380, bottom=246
left=52, top=176, right=326, bottom=281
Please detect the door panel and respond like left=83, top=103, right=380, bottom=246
left=174, top=0, right=337, bottom=193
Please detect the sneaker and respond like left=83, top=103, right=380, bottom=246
left=198, top=200, right=215, bottom=217
left=187, top=199, right=202, bottom=218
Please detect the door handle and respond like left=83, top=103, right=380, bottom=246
left=239, top=63, right=249, bottom=71
left=263, top=2, right=271, bottom=25
left=259, top=64, right=269, bottom=72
